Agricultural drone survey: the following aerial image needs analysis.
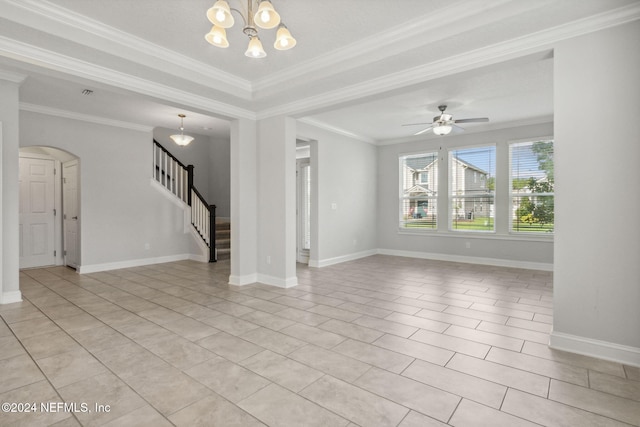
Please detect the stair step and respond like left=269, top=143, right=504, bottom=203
left=216, top=248, right=231, bottom=260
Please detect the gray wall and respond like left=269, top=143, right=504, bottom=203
left=377, top=122, right=554, bottom=270
left=22, top=111, right=200, bottom=270
left=298, top=123, right=378, bottom=266
left=553, top=21, right=640, bottom=360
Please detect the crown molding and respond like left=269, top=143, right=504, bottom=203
left=2, top=0, right=253, bottom=99
left=20, top=102, right=154, bottom=132
left=0, top=36, right=256, bottom=120
left=253, top=0, right=528, bottom=93
left=297, top=118, right=376, bottom=145
left=257, top=2, right=640, bottom=120
left=0, top=68, right=27, bottom=83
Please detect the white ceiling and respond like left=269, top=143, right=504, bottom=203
left=1, top=0, right=638, bottom=143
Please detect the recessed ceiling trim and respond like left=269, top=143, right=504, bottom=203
left=2, top=0, right=253, bottom=99
left=257, top=2, right=640, bottom=119
left=20, top=102, right=154, bottom=132
left=0, top=68, right=27, bottom=83
left=253, top=0, right=535, bottom=92
left=0, top=36, right=256, bottom=120
left=297, top=118, right=376, bottom=145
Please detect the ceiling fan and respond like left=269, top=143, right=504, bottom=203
left=403, top=105, right=489, bottom=136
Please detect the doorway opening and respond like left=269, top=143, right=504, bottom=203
left=296, top=142, right=311, bottom=264
left=19, top=147, right=80, bottom=270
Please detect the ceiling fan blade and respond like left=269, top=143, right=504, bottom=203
left=402, top=122, right=431, bottom=126
left=451, top=124, right=465, bottom=134
left=454, top=117, right=489, bottom=124
left=414, top=126, right=433, bottom=136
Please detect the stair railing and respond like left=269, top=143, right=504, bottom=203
left=153, top=139, right=217, bottom=262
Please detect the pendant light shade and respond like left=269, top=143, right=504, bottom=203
left=274, top=23, right=296, bottom=50
left=205, top=25, right=229, bottom=48
left=206, top=0, right=234, bottom=28
left=245, top=36, right=267, bottom=58
left=254, top=0, right=280, bottom=29
left=170, top=114, right=194, bottom=146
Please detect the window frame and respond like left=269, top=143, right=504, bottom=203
left=398, top=151, right=439, bottom=231
left=448, top=144, right=497, bottom=233
left=508, top=139, right=555, bottom=235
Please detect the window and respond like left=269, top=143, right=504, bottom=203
left=510, top=140, right=554, bottom=233
left=399, top=152, right=438, bottom=229
left=449, top=146, right=495, bottom=231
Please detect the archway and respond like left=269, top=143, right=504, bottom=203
left=19, top=146, right=80, bottom=269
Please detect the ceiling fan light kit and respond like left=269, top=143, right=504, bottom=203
left=205, top=0, right=296, bottom=58
left=403, top=105, right=489, bottom=136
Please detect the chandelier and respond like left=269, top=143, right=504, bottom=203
left=205, top=0, right=296, bottom=58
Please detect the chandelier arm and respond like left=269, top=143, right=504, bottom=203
left=228, top=7, right=247, bottom=26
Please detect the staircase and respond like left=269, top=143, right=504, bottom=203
left=153, top=139, right=226, bottom=263
left=215, top=220, right=231, bottom=261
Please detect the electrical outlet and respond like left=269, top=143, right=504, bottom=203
left=144, top=243, right=150, bottom=250
left=266, top=256, right=271, bottom=264
left=465, top=241, right=471, bottom=249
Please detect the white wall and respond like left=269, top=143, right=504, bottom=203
left=257, top=116, right=297, bottom=286
left=377, top=123, right=554, bottom=270
left=0, top=80, right=21, bottom=303
left=21, top=111, right=201, bottom=271
left=298, top=123, right=378, bottom=266
left=552, top=21, right=640, bottom=365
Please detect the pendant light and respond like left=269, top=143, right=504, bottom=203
left=170, top=114, right=194, bottom=146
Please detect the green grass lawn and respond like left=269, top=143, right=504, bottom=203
left=402, top=218, right=554, bottom=233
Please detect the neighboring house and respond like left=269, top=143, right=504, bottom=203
left=403, top=156, right=491, bottom=220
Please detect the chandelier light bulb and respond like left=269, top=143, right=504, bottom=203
left=274, top=23, right=296, bottom=50
left=254, top=0, right=280, bottom=29
left=205, top=25, right=229, bottom=48
left=245, top=36, right=266, bottom=58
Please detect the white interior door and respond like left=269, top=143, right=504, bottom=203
left=19, top=157, right=56, bottom=268
left=63, top=160, right=80, bottom=269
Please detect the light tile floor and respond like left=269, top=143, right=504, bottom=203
left=1, top=256, right=639, bottom=426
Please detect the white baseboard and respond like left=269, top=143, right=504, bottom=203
left=257, top=274, right=298, bottom=288
left=0, top=291, right=23, bottom=304
left=309, top=249, right=378, bottom=268
left=78, top=254, right=192, bottom=274
left=377, top=248, right=553, bottom=271
left=550, top=330, right=640, bottom=368
left=229, top=273, right=258, bottom=286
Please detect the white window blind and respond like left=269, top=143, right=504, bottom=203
left=510, top=140, right=554, bottom=233
left=399, top=152, right=438, bottom=229
left=449, top=145, right=495, bottom=231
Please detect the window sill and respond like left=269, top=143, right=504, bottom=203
left=397, top=228, right=554, bottom=243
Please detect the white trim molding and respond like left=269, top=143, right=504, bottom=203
left=0, top=291, right=23, bottom=305
left=309, top=249, right=378, bottom=268
left=229, top=273, right=258, bottom=286
left=550, top=330, right=640, bottom=368
left=256, top=274, right=298, bottom=289
left=377, top=248, right=553, bottom=271
left=78, top=254, right=192, bottom=274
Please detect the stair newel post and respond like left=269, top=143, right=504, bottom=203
left=186, top=165, right=194, bottom=206
left=209, top=204, right=217, bottom=262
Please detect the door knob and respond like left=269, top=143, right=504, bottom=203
left=72, top=216, right=78, bottom=220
